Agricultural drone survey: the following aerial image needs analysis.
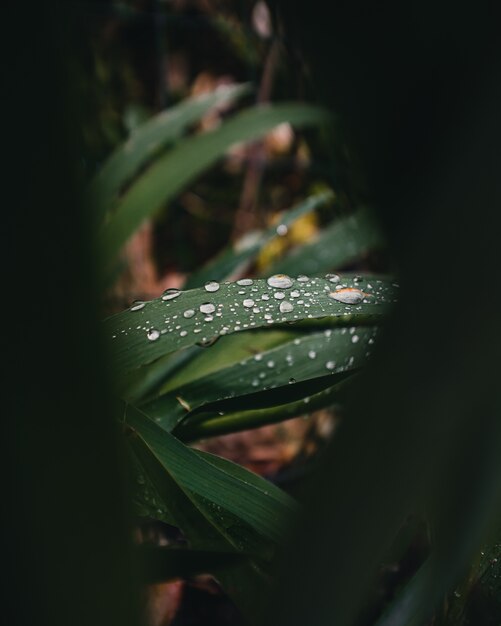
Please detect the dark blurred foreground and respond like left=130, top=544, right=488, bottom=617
left=3, top=2, right=501, bottom=626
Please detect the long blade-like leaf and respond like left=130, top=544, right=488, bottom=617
left=140, top=325, right=377, bottom=432
left=267, top=207, right=385, bottom=275
left=87, top=83, right=251, bottom=222
left=184, top=191, right=334, bottom=289
left=98, top=103, right=330, bottom=266
left=105, top=274, right=396, bottom=376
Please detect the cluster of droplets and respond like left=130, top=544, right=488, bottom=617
left=171, top=325, right=380, bottom=408
left=114, top=273, right=396, bottom=352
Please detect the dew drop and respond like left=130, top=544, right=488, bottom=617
left=261, top=294, right=270, bottom=301
left=204, top=280, right=220, bottom=292
left=267, top=274, right=293, bottom=289
left=325, top=361, right=336, bottom=370
left=308, top=350, right=317, bottom=359
left=130, top=301, right=145, bottom=311
left=279, top=301, right=294, bottom=313
left=243, top=298, right=255, bottom=308
left=162, top=288, right=181, bottom=301
left=197, top=336, right=219, bottom=348
left=237, top=278, right=253, bottom=286
left=254, top=353, right=263, bottom=361
left=267, top=360, right=275, bottom=368
left=329, top=288, right=366, bottom=305
left=297, top=275, right=309, bottom=283
left=276, top=224, right=288, bottom=236
left=200, top=302, right=216, bottom=314
left=274, top=291, right=285, bottom=300
left=180, top=330, right=187, bottom=337
left=326, top=273, right=340, bottom=283
left=147, top=329, right=160, bottom=341
left=291, top=290, right=300, bottom=298
left=351, top=335, right=359, bottom=343
left=183, top=309, right=195, bottom=319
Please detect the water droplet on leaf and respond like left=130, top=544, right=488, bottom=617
left=204, top=280, right=220, bottom=292
left=147, top=329, right=160, bottom=341
left=130, top=301, right=145, bottom=311
left=329, top=288, right=366, bottom=304
left=267, top=274, right=293, bottom=289
left=279, top=301, right=294, bottom=313
left=200, top=303, right=216, bottom=314
left=162, top=288, right=181, bottom=301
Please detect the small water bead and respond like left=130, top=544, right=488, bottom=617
left=325, top=361, right=336, bottom=370
left=297, top=275, right=309, bottom=283
left=243, top=298, right=255, bottom=308
left=351, top=335, right=359, bottom=343
left=183, top=309, right=195, bottom=319
left=147, top=328, right=160, bottom=341
left=276, top=224, right=288, bottom=236
left=267, top=360, right=275, bottom=368
left=237, top=278, right=253, bottom=286
left=254, top=353, right=263, bottom=361
left=261, top=294, right=270, bottom=301
left=162, top=288, right=181, bottom=301
left=274, top=292, right=285, bottom=300
left=253, top=307, right=260, bottom=314
left=329, top=288, right=366, bottom=305
left=267, top=274, right=293, bottom=289
left=308, top=350, right=317, bottom=359
left=180, top=330, right=188, bottom=337
left=130, top=301, right=145, bottom=311
left=289, top=377, right=296, bottom=384
left=326, top=273, right=340, bottom=283
left=279, top=301, right=294, bottom=313
left=200, top=302, right=216, bottom=314
left=204, top=315, right=214, bottom=322
left=290, top=290, right=300, bottom=298
left=204, top=280, right=220, bottom=292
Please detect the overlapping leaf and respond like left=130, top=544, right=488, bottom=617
left=98, top=103, right=330, bottom=266
left=139, top=325, right=378, bottom=434
left=127, top=405, right=296, bottom=620
left=184, top=191, right=334, bottom=289
left=87, top=83, right=251, bottom=222
left=105, top=274, right=397, bottom=376
left=267, top=207, right=385, bottom=275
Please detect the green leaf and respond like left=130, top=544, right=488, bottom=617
left=184, top=191, right=335, bottom=289
left=122, top=330, right=294, bottom=403
left=267, top=207, right=385, bottom=275
left=105, top=274, right=397, bottom=376
left=140, top=325, right=377, bottom=433
left=87, top=83, right=251, bottom=223
left=98, top=103, right=330, bottom=266
left=176, top=376, right=354, bottom=442
left=127, top=406, right=296, bottom=620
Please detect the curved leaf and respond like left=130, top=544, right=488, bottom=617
left=105, top=274, right=397, bottom=376
left=98, top=103, right=330, bottom=266
left=184, top=190, right=334, bottom=289
left=267, top=207, right=385, bottom=275
left=87, top=83, right=251, bottom=222
left=140, top=325, right=378, bottom=432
